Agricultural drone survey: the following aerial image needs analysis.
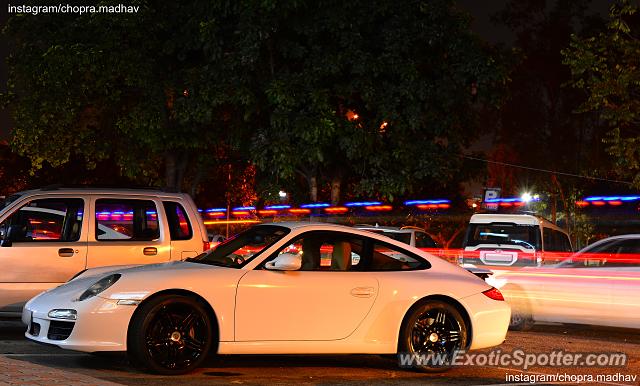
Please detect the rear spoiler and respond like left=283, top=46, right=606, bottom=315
left=464, top=267, right=493, bottom=280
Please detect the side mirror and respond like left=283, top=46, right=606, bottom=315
left=265, top=253, right=302, bottom=271
left=1, top=225, right=18, bottom=247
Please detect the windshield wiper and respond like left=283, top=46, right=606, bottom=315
left=510, top=238, right=535, bottom=250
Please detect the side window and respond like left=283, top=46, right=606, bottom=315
left=271, top=231, right=364, bottom=271
left=163, top=201, right=192, bottom=240
left=0, top=198, right=84, bottom=242
left=567, top=240, right=621, bottom=268
left=557, top=231, right=572, bottom=252
left=543, top=228, right=553, bottom=251
left=95, top=199, right=159, bottom=241
left=606, top=239, right=640, bottom=267
left=370, top=241, right=427, bottom=271
left=415, top=232, right=438, bottom=248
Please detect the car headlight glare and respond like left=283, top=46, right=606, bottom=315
left=78, top=274, right=121, bottom=301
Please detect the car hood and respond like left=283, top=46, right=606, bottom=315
left=75, top=260, right=224, bottom=281
left=36, top=261, right=227, bottom=302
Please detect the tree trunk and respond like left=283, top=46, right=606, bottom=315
left=330, top=177, right=341, bottom=205
left=308, top=175, right=318, bottom=202
left=164, top=151, right=189, bottom=191
left=165, top=152, right=177, bottom=190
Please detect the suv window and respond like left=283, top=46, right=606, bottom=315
left=163, top=201, right=192, bottom=240
left=0, top=198, right=84, bottom=242
left=95, top=199, right=159, bottom=241
left=544, top=228, right=572, bottom=252
left=415, top=232, right=438, bottom=248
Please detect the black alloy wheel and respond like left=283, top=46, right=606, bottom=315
left=399, top=300, right=467, bottom=372
left=128, top=295, right=213, bottom=375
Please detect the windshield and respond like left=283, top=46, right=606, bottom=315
left=187, top=225, right=290, bottom=268
left=464, top=223, right=541, bottom=250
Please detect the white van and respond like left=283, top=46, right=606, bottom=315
left=461, top=213, right=572, bottom=267
left=0, top=187, right=209, bottom=317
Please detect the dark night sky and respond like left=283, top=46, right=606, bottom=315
left=0, top=0, right=613, bottom=139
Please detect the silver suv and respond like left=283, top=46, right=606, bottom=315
left=354, top=224, right=440, bottom=249
left=0, top=187, right=209, bottom=317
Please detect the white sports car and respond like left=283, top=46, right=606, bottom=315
left=23, top=222, right=510, bottom=374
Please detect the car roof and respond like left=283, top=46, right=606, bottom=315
left=469, top=213, right=566, bottom=233
left=354, top=225, right=412, bottom=233
left=578, top=234, right=640, bottom=253
left=11, top=187, right=188, bottom=199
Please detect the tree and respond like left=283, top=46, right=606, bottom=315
left=563, top=0, right=640, bottom=187
left=2, top=0, right=503, bottom=202
left=2, top=1, right=245, bottom=191
left=247, top=0, right=505, bottom=203
left=487, top=0, right=611, bottom=235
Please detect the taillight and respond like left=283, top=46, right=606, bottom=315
left=482, top=287, right=505, bottom=301
left=203, top=241, right=211, bottom=251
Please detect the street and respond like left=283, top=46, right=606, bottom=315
left=1, top=321, right=638, bottom=385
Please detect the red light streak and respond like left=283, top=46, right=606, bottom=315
left=289, top=208, right=311, bottom=215
left=365, top=205, right=392, bottom=211
left=324, top=207, right=349, bottom=214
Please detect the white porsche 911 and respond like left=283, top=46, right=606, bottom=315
left=23, top=222, right=510, bottom=374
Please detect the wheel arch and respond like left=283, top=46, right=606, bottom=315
left=126, top=288, right=220, bottom=354
left=397, top=295, right=473, bottom=352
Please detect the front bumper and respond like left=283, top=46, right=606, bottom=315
left=22, top=292, right=137, bottom=352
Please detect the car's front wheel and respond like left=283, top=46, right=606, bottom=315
left=398, top=300, right=467, bottom=372
left=128, top=294, right=213, bottom=374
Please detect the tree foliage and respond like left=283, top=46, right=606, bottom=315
left=2, top=0, right=504, bottom=202
left=563, top=0, right=640, bottom=186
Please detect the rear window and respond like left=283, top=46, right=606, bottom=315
left=464, top=223, right=541, bottom=250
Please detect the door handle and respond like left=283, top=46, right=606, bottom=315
left=350, top=287, right=375, bottom=298
left=58, top=248, right=75, bottom=257
left=143, top=247, right=158, bottom=256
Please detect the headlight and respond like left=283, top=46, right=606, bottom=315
left=78, top=274, right=121, bottom=301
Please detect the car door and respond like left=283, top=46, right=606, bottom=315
left=534, top=242, right=616, bottom=325
left=235, top=231, right=379, bottom=341
left=607, top=238, right=640, bottom=328
left=86, top=196, right=170, bottom=268
left=0, top=196, right=87, bottom=313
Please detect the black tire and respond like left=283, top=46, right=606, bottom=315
left=398, top=300, right=468, bottom=372
left=128, top=295, right=213, bottom=375
left=509, top=310, right=533, bottom=331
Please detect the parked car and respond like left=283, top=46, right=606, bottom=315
left=0, top=187, right=209, bottom=317
left=461, top=213, right=572, bottom=267
left=24, top=222, right=510, bottom=374
left=487, top=234, right=640, bottom=330
left=354, top=224, right=440, bottom=250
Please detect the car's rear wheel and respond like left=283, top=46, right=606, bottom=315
left=398, top=300, right=467, bottom=372
left=128, top=295, right=213, bottom=375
